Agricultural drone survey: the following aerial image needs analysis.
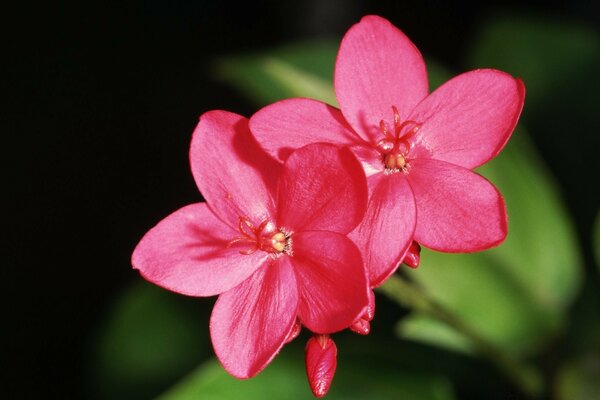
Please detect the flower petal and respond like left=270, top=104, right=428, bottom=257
left=349, top=172, right=416, bottom=287
left=210, top=257, right=298, bottom=378
left=335, top=15, right=428, bottom=142
left=277, top=143, right=367, bottom=234
left=132, top=203, right=269, bottom=297
left=407, top=159, right=507, bottom=252
left=190, top=110, right=280, bottom=228
left=249, top=98, right=361, bottom=162
left=292, top=231, right=369, bottom=333
left=408, top=69, right=525, bottom=169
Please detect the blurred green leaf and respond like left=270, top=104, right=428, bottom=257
left=159, top=350, right=455, bottom=400
left=89, top=281, right=210, bottom=400
left=467, top=14, right=599, bottom=115
left=556, top=350, right=600, bottom=400
left=397, top=315, right=475, bottom=355
left=479, top=132, right=583, bottom=309
left=216, top=41, right=338, bottom=106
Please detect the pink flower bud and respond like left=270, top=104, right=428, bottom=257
left=285, top=319, right=302, bottom=343
left=403, top=241, right=421, bottom=268
left=305, top=334, right=337, bottom=398
left=365, top=289, right=376, bottom=321
left=349, top=317, right=370, bottom=335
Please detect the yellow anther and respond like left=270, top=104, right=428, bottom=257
left=384, top=153, right=397, bottom=169
left=396, top=153, right=406, bottom=168
left=384, top=153, right=406, bottom=170
left=271, top=232, right=287, bottom=252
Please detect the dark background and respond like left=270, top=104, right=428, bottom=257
left=4, top=1, right=598, bottom=398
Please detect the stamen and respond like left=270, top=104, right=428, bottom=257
left=392, top=105, right=401, bottom=132
left=379, top=120, right=391, bottom=140
left=227, top=216, right=291, bottom=255
left=376, top=106, right=422, bottom=174
left=238, top=217, right=256, bottom=239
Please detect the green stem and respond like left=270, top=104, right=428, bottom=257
left=379, top=274, right=543, bottom=397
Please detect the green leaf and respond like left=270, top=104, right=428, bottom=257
left=88, top=281, right=211, bottom=400
left=216, top=41, right=338, bottom=106
left=397, top=315, right=475, bottom=355
left=556, top=352, right=600, bottom=400
left=466, top=14, right=600, bottom=115
left=159, top=350, right=455, bottom=400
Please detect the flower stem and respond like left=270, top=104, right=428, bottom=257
left=379, top=274, right=543, bottom=397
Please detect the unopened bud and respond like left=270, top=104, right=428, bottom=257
left=350, top=289, right=376, bottom=335
left=305, top=334, right=337, bottom=398
left=365, top=289, right=375, bottom=321
left=285, top=319, right=302, bottom=343
left=403, top=241, right=421, bottom=268
left=349, top=317, right=370, bottom=335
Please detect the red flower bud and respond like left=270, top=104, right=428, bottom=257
left=349, top=317, right=370, bottom=335
left=305, top=334, right=337, bottom=398
left=285, top=319, right=302, bottom=343
left=403, top=241, right=421, bottom=268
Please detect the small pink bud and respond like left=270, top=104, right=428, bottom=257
left=349, top=317, right=370, bottom=335
left=305, top=334, right=337, bottom=398
left=403, top=241, right=421, bottom=268
left=365, top=289, right=376, bottom=321
left=285, top=319, right=302, bottom=343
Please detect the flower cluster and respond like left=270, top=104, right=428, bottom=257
left=132, top=15, right=524, bottom=397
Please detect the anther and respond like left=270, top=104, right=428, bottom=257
left=270, top=232, right=287, bottom=252
left=384, top=153, right=406, bottom=170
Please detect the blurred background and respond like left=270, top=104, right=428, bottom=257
left=4, top=1, right=599, bottom=399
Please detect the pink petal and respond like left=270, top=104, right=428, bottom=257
left=277, top=143, right=367, bottom=234
left=132, top=203, right=269, bottom=297
left=249, top=98, right=361, bottom=162
left=407, top=159, right=508, bottom=252
left=210, top=257, right=298, bottom=378
left=335, top=15, right=428, bottom=142
left=292, top=231, right=369, bottom=333
left=305, top=335, right=337, bottom=398
left=349, top=173, right=416, bottom=287
left=349, top=144, right=385, bottom=178
left=408, top=69, right=525, bottom=169
left=190, top=110, right=280, bottom=229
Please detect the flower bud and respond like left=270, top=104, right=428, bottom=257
left=349, top=317, right=370, bottom=335
left=285, top=319, right=302, bottom=343
left=402, top=241, right=421, bottom=268
left=305, top=334, right=337, bottom=398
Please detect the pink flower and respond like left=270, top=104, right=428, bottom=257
left=249, top=15, right=525, bottom=287
left=132, top=111, right=370, bottom=379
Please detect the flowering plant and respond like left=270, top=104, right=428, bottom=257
left=133, top=15, right=527, bottom=398
left=250, top=15, right=525, bottom=287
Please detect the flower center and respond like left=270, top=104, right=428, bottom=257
left=227, top=216, right=292, bottom=256
left=375, top=106, right=421, bottom=173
